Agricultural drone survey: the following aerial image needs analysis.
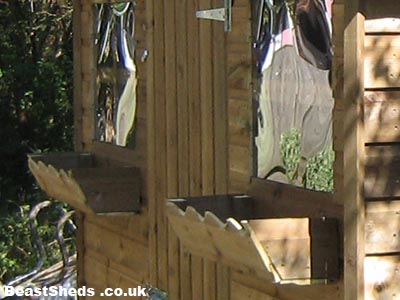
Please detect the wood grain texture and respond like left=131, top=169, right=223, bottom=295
left=343, top=9, right=365, bottom=300
left=364, top=91, right=400, bottom=143
left=364, top=36, right=400, bottom=89
left=153, top=0, right=168, bottom=290
left=145, top=0, right=157, bottom=286
left=213, top=0, right=228, bottom=195
left=364, top=255, right=400, bottom=300
left=366, top=200, right=400, bottom=254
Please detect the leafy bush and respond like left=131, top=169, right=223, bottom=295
left=280, top=128, right=334, bottom=192
left=0, top=0, right=74, bottom=283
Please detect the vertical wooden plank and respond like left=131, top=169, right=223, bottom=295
left=188, top=0, right=202, bottom=196
left=204, top=260, right=217, bottom=300
left=164, top=0, right=178, bottom=198
left=80, top=3, right=95, bottom=151
left=343, top=4, right=365, bottom=300
left=176, top=0, right=190, bottom=196
left=213, top=0, right=228, bottom=194
left=216, top=264, right=230, bottom=300
left=73, top=2, right=85, bottom=290
left=153, top=0, right=168, bottom=290
left=167, top=224, right=180, bottom=300
left=192, top=256, right=204, bottom=300
left=199, top=0, right=215, bottom=195
left=146, top=0, right=158, bottom=286
left=180, top=246, right=192, bottom=300
left=76, top=212, right=86, bottom=293
left=73, top=0, right=83, bottom=152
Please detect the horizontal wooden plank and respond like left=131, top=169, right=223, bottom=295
left=248, top=178, right=342, bottom=219
left=364, top=36, right=400, bottom=89
left=365, top=155, right=400, bottom=199
left=84, top=220, right=148, bottom=282
left=364, top=91, right=400, bottom=143
left=365, top=207, right=400, bottom=254
left=366, top=144, right=400, bottom=157
left=366, top=200, right=400, bottom=254
left=250, top=218, right=339, bottom=282
left=85, top=212, right=148, bottom=245
left=232, top=270, right=343, bottom=300
left=365, top=18, right=400, bottom=33
left=365, top=255, right=400, bottom=299
left=231, top=281, right=275, bottom=300
left=84, top=248, right=145, bottom=284
left=84, top=252, right=145, bottom=300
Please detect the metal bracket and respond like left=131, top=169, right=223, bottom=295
left=196, top=0, right=232, bottom=32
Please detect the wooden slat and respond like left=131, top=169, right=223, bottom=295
left=146, top=0, right=157, bottom=286
left=343, top=8, right=365, bottom=300
left=365, top=155, right=400, bottom=199
left=153, top=0, right=168, bottom=289
left=364, top=255, right=400, bottom=299
left=365, top=200, right=400, bottom=254
left=216, top=264, right=230, bottom=300
left=231, top=281, right=275, bottom=300
left=180, top=246, right=192, bottom=300
left=228, top=98, right=251, bottom=147
left=227, top=0, right=252, bottom=195
left=203, top=260, right=216, bottom=300
left=84, top=221, right=148, bottom=283
left=176, top=0, right=190, bottom=196
left=365, top=18, right=400, bottom=33
left=167, top=224, right=180, bottom=300
left=73, top=0, right=83, bottom=151
left=80, top=5, right=95, bottom=149
left=249, top=219, right=311, bottom=282
left=213, top=0, right=228, bottom=194
left=248, top=178, right=342, bottom=219
left=200, top=0, right=215, bottom=195
left=164, top=0, right=178, bottom=198
left=364, top=35, right=400, bottom=89
left=191, top=255, right=204, bottom=300
left=187, top=0, right=202, bottom=196
left=364, top=91, right=400, bottom=143
left=85, top=213, right=148, bottom=246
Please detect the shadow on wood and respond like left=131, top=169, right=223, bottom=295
left=167, top=194, right=339, bottom=285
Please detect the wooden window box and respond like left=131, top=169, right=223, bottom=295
left=28, top=152, right=141, bottom=214
left=166, top=193, right=339, bottom=285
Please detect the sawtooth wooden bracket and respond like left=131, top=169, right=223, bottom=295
left=28, top=152, right=141, bottom=214
left=166, top=195, right=339, bottom=285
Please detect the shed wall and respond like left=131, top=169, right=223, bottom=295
left=74, top=0, right=345, bottom=299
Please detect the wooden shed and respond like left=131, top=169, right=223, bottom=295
left=28, top=0, right=400, bottom=299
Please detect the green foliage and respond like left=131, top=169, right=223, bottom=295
left=0, top=0, right=73, bottom=203
left=305, top=148, right=335, bottom=192
left=280, top=128, right=301, bottom=182
left=0, top=0, right=74, bottom=283
left=0, top=202, right=76, bottom=282
left=280, top=129, right=334, bottom=192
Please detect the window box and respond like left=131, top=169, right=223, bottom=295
left=28, top=152, right=141, bottom=214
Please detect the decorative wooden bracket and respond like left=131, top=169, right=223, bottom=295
left=28, top=153, right=141, bottom=214
left=166, top=195, right=339, bottom=285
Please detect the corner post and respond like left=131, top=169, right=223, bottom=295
left=343, top=0, right=365, bottom=299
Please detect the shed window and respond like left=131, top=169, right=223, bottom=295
left=253, top=0, right=334, bottom=192
left=94, top=2, right=137, bottom=148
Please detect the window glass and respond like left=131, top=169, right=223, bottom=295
left=254, top=0, right=334, bottom=192
left=94, top=2, right=137, bottom=148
